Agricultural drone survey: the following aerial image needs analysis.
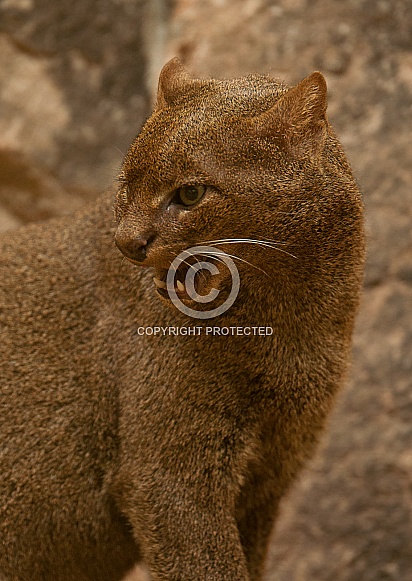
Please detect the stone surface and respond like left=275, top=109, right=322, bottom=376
left=1, top=1, right=411, bottom=580
left=0, top=0, right=170, bottom=229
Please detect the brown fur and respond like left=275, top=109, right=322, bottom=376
left=0, top=59, right=365, bottom=580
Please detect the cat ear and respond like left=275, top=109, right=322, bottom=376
left=251, top=72, right=328, bottom=157
left=155, top=58, right=196, bottom=110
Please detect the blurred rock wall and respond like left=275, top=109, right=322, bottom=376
left=1, top=1, right=411, bottom=580
left=0, top=0, right=172, bottom=228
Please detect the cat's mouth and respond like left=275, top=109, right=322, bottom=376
left=153, top=262, right=215, bottom=302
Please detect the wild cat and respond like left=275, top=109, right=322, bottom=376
left=0, top=58, right=364, bottom=580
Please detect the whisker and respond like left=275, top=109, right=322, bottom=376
left=201, top=238, right=297, bottom=260
left=198, top=253, right=229, bottom=276
left=168, top=255, right=209, bottom=284
left=195, top=250, right=270, bottom=278
left=202, top=237, right=287, bottom=246
left=192, top=254, right=209, bottom=283
left=113, top=145, right=126, bottom=158
left=180, top=257, right=196, bottom=272
left=200, top=253, right=230, bottom=268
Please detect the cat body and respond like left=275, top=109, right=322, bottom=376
left=0, top=59, right=364, bottom=580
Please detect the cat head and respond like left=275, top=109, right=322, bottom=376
left=114, top=58, right=360, bottom=312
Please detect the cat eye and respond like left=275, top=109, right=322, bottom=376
left=174, top=185, right=207, bottom=207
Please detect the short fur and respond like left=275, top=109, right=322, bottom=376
left=0, top=59, right=365, bottom=580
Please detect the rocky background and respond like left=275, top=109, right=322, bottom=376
left=1, top=1, right=411, bottom=580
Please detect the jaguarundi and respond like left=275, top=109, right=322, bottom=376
left=0, top=58, right=365, bottom=580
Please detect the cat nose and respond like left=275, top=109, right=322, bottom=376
left=115, top=231, right=153, bottom=263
